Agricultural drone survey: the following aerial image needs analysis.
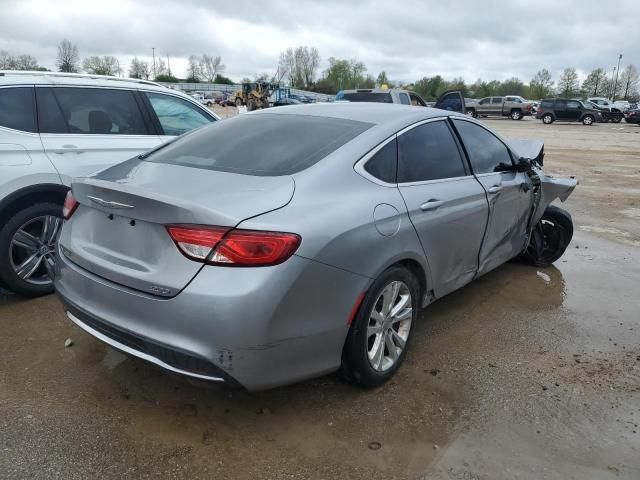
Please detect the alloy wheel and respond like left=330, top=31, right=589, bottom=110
left=9, top=215, right=61, bottom=286
left=366, top=281, right=413, bottom=372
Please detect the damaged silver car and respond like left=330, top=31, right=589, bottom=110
left=54, top=100, right=576, bottom=391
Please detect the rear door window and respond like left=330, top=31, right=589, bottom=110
left=0, top=87, right=36, bottom=132
left=453, top=119, right=513, bottom=174
left=145, top=113, right=372, bottom=176
left=145, top=92, right=213, bottom=135
left=397, top=120, right=467, bottom=183
left=42, top=87, right=148, bottom=135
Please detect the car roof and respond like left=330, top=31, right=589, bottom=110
left=0, top=70, right=175, bottom=94
left=341, top=88, right=410, bottom=94
left=250, top=102, right=465, bottom=127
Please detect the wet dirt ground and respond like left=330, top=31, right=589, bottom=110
left=1, top=116, right=639, bottom=479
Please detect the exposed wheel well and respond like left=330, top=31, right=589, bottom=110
left=0, top=185, right=68, bottom=227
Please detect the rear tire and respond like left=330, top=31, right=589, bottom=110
left=0, top=202, right=62, bottom=297
left=341, top=266, right=419, bottom=388
left=235, top=98, right=243, bottom=107
left=511, top=109, right=522, bottom=120
left=542, top=113, right=554, bottom=124
left=521, top=205, right=573, bottom=267
left=466, top=109, right=478, bottom=118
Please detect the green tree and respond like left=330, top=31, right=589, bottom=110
left=376, top=71, right=389, bottom=87
left=498, top=77, right=524, bottom=96
left=213, top=74, right=234, bottom=84
left=557, top=68, right=579, bottom=97
left=529, top=69, right=554, bottom=99
left=322, top=57, right=368, bottom=91
left=581, top=68, right=609, bottom=97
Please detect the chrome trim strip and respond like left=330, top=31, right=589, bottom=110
left=67, top=311, right=225, bottom=383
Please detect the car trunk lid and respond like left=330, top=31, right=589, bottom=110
left=59, top=159, right=294, bottom=297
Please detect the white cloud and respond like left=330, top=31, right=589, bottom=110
left=0, top=0, right=638, bottom=84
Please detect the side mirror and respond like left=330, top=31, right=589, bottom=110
left=495, top=158, right=531, bottom=173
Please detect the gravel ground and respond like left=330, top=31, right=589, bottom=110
left=0, top=114, right=638, bottom=479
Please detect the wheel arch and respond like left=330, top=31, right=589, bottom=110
left=0, top=183, right=68, bottom=226
left=371, top=254, right=432, bottom=307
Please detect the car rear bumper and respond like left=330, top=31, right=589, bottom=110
left=54, top=246, right=370, bottom=391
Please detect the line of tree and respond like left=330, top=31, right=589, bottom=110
left=3, top=40, right=639, bottom=101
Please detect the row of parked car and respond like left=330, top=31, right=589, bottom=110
left=189, top=90, right=318, bottom=107
left=338, top=88, right=640, bottom=127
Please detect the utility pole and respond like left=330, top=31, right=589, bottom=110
left=152, top=47, right=156, bottom=79
left=612, top=53, right=622, bottom=102
left=609, top=66, right=616, bottom=99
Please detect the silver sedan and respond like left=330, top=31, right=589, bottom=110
left=54, top=103, right=576, bottom=391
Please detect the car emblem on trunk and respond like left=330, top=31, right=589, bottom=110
left=87, top=196, right=134, bottom=209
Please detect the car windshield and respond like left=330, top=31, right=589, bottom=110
left=144, top=113, right=372, bottom=176
left=340, top=92, right=393, bottom=103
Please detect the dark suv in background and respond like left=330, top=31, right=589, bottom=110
left=536, top=98, right=602, bottom=125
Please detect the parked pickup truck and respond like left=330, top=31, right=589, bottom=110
left=466, top=95, right=534, bottom=120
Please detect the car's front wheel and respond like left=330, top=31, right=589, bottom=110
left=511, top=109, right=523, bottom=120
left=582, top=114, right=595, bottom=125
left=341, top=266, right=419, bottom=388
left=542, top=113, right=554, bottom=124
left=521, top=205, right=573, bottom=267
left=0, top=202, right=62, bottom=296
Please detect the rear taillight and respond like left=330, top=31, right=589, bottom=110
left=166, top=225, right=301, bottom=267
left=62, top=191, right=79, bottom=219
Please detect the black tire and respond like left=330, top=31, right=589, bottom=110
left=511, top=109, right=522, bottom=120
left=235, top=98, right=243, bottom=107
left=582, top=114, right=595, bottom=125
left=542, top=113, right=554, bottom=124
left=613, top=116, right=622, bottom=123
left=0, top=202, right=62, bottom=297
left=521, top=205, right=573, bottom=267
left=466, top=109, right=478, bottom=118
left=247, top=99, right=257, bottom=111
left=341, top=266, right=419, bottom=388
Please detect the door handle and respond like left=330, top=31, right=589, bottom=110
left=420, top=200, right=444, bottom=211
left=52, top=145, right=85, bottom=154
left=487, top=186, right=502, bottom=194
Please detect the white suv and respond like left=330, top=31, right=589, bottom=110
left=0, top=71, right=219, bottom=296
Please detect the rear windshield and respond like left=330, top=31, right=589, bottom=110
left=341, top=92, right=393, bottom=103
left=144, top=113, right=372, bottom=176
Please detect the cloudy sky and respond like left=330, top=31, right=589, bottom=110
left=1, top=0, right=639, bottom=85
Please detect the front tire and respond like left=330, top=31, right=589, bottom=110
left=0, top=202, right=62, bottom=296
left=341, top=266, right=419, bottom=388
left=235, top=98, right=243, bottom=107
left=521, top=205, right=573, bottom=267
left=466, top=109, right=478, bottom=118
left=511, top=109, right=523, bottom=120
left=582, top=114, right=595, bottom=125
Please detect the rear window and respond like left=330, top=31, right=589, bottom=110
left=341, top=92, right=393, bottom=103
left=144, top=113, right=372, bottom=176
left=0, top=87, right=36, bottom=132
